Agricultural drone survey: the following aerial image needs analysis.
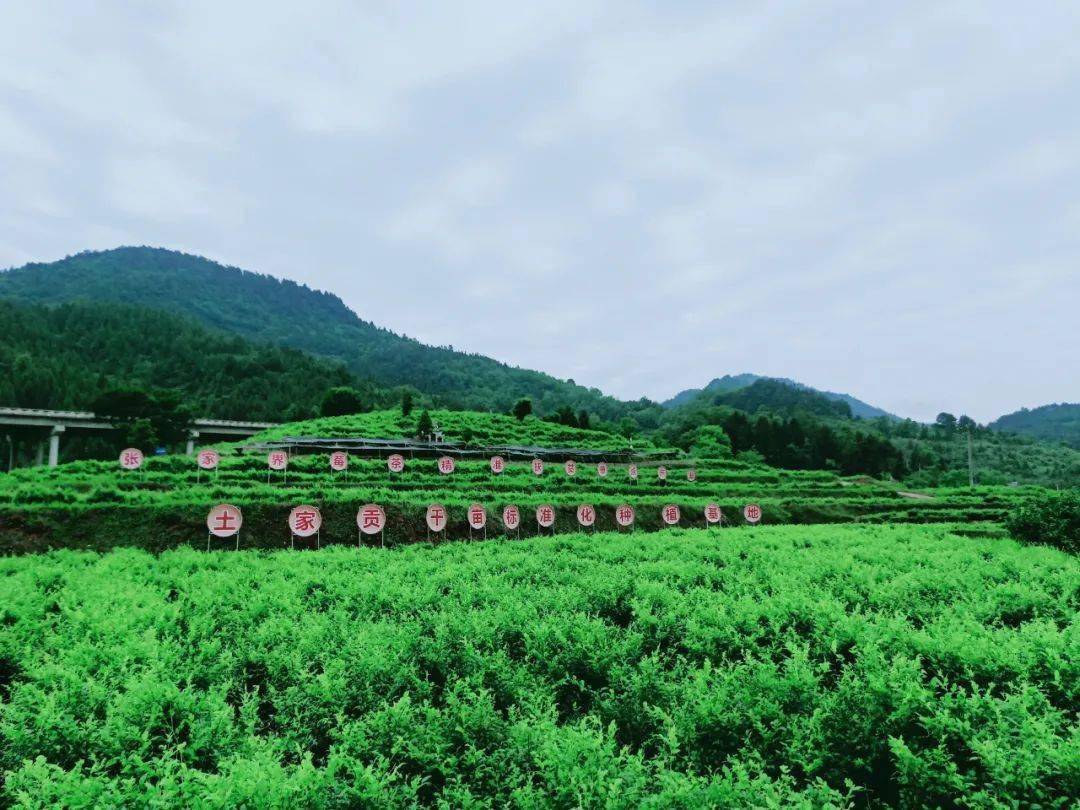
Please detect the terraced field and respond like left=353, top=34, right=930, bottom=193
left=0, top=412, right=1032, bottom=552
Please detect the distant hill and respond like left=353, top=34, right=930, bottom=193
left=664, top=373, right=895, bottom=420
left=0, top=298, right=372, bottom=421
left=990, top=403, right=1080, bottom=449
left=0, top=247, right=652, bottom=421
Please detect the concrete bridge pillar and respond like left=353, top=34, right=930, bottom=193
left=48, top=425, right=64, bottom=467
left=186, top=430, right=200, bottom=455
left=35, top=441, right=44, bottom=466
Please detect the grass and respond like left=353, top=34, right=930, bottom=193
left=1, top=524, right=1077, bottom=806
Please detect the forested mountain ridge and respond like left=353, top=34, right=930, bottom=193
left=0, top=298, right=387, bottom=421
left=665, top=373, right=896, bottom=419
left=990, top=403, right=1080, bottom=449
left=0, top=247, right=655, bottom=422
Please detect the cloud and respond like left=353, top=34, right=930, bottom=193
left=1, top=1, right=1078, bottom=422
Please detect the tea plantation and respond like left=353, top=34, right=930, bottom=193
left=1, top=525, right=1077, bottom=807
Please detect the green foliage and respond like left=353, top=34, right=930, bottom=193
left=689, top=425, right=733, bottom=459
left=319, top=386, right=366, bottom=418
left=93, top=387, right=194, bottom=451
left=512, top=398, right=532, bottom=421
left=1007, top=490, right=1080, bottom=553
left=712, top=378, right=853, bottom=419
left=415, top=409, right=433, bottom=441
left=0, top=526, right=1077, bottom=805
left=401, top=390, right=414, bottom=418
left=991, top=403, right=1080, bottom=449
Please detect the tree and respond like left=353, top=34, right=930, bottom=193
left=320, top=387, right=366, bottom=417
left=401, top=391, right=414, bottom=418
left=92, top=387, right=193, bottom=451
left=512, top=399, right=532, bottom=421
left=577, top=410, right=590, bottom=430
left=935, top=412, right=958, bottom=435
left=416, top=410, right=434, bottom=440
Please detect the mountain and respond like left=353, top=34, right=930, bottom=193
left=664, top=373, right=896, bottom=420
left=0, top=247, right=655, bottom=422
left=990, top=403, right=1080, bottom=449
left=0, top=298, right=375, bottom=421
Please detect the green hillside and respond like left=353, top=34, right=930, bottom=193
left=664, top=373, right=895, bottom=419
left=0, top=298, right=375, bottom=421
left=0, top=247, right=656, bottom=423
left=990, top=403, right=1080, bottom=449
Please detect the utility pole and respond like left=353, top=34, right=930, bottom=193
left=966, top=427, right=974, bottom=488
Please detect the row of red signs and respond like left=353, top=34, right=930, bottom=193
left=207, top=502, right=764, bottom=538
left=121, top=447, right=699, bottom=482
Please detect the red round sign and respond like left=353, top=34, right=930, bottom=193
left=661, top=504, right=681, bottom=525
left=120, top=448, right=144, bottom=470
left=437, top=456, right=455, bottom=475
left=536, top=504, right=556, bottom=528
left=387, top=454, right=405, bottom=473
left=207, top=503, right=242, bottom=538
left=687, top=468, right=697, bottom=482
left=615, top=504, right=635, bottom=527
left=565, top=460, right=577, bottom=477
left=657, top=466, right=668, bottom=481
left=288, top=505, right=322, bottom=538
left=426, top=503, right=448, bottom=531
left=330, top=451, right=348, bottom=471
left=502, top=505, right=521, bottom=530
left=490, top=455, right=505, bottom=474
left=743, top=503, right=762, bottom=524
left=597, top=462, right=608, bottom=477
left=705, top=503, right=722, bottom=524
left=357, top=503, right=387, bottom=535
left=576, top=504, right=596, bottom=527
left=268, top=450, right=288, bottom=470
left=197, top=449, right=219, bottom=470
left=468, top=503, right=487, bottom=529
left=628, top=464, right=639, bottom=480
left=531, top=458, right=544, bottom=476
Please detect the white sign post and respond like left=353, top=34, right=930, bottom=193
left=468, top=502, right=487, bottom=540
left=196, top=448, right=218, bottom=483
left=658, top=465, right=668, bottom=482
left=426, top=503, right=448, bottom=541
left=502, top=504, right=521, bottom=538
left=288, top=504, right=322, bottom=550
left=120, top=447, right=144, bottom=471
left=576, top=504, right=595, bottom=530
left=358, top=503, right=387, bottom=547
left=705, top=503, right=723, bottom=528
left=206, top=503, right=243, bottom=551
left=687, top=468, right=697, bottom=482
left=330, top=451, right=348, bottom=483
left=536, top=504, right=556, bottom=534
left=267, top=450, right=288, bottom=484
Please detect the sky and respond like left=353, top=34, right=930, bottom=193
left=1, top=2, right=1078, bottom=423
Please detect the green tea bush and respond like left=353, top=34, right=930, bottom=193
left=1, top=525, right=1077, bottom=807
left=1007, top=489, right=1080, bottom=553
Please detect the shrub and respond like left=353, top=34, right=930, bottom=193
left=1006, top=490, right=1080, bottom=553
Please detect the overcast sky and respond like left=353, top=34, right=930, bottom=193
left=2, top=2, right=1078, bottom=422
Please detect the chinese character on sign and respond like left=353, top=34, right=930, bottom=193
left=743, top=504, right=762, bottom=524
left=426, top=504, right=447, bottom=531
left=358, top=504, right=386, bottom=535
left=536, top=505, right=555, bottom=527
left=503, top=505, right=521, bottom=530
left=577, top=504, right=595, bottom=526
left=330, top=452, right=348, bottom=471
left=215, top=511, right=236, bottom=533
left=658, top=466, right=668, bottom=481
left=628, top=464, right=638, bottom=480
left=206, top=504, right=243, bottom=538
left=687, top=468, right=697, bottom=482
left=565, top=460, right=577, bottom=477
left=198, top=450, right=219, bottom=470
left=120, top=448, right=143, bottom=470
left=268, top=451, right=287, bottom=470
left=662, top=504, right=680, bottom=525
left=294, top=510, right=317, bottom=532
left=616, top=505, right=635, bottom=527
left=387, top=454, right=405, bottom=472
left=597, top=462, right=608, bottom=477
left=438, top=456, right=455, bottom=474
left=490, top=456, right=505, bottom=474
left=705, top=503, right=722, bottom=524
left=469, top=504, right=487, bottom=529
left=532, top=458, right=544, bottom=475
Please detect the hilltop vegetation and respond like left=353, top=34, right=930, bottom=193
left=664, top=373, right=896, bottom=419
left=991, top=403, right=1080, bottom=449
left=0, top=247, right=657, bottom=423
left=1, top=525, right=1076, bottom=806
